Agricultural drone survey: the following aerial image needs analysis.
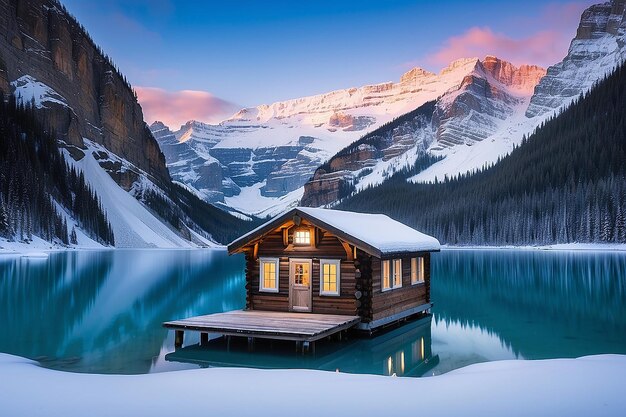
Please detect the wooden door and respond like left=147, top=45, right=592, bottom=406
left=289, top=258, right=312, bottom=312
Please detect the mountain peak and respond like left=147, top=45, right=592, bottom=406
left=440, top=57, right=481, bottom=75
left=400, top=67, right=436, bottom=83
left=479, top=56, right=546, bottom=93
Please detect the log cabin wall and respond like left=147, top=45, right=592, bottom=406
left=245, top=223, right=358, bottom=315
left=370, top=252, right=431, bottom=322
left=355, top=249, right=373, bottom=322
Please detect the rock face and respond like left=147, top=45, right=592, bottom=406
left=301, top=103, right=436, bottom=207
left=154, top=57, right=499, bottom=217
left=301, top=57, right=546, bottom=207
left=0, top=0, right=170, bottom=187
left=526, top=0, right=626, bottom=117
left=151, top=120, right=323, bottom=203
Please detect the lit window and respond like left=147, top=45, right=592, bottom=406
left=293, top=262, right=310, bottom=286
left=382, top=259, right=402, bottom=291
left=382, top=260, right=391, bottom=290
left=320, top=259, right=340, bottom=296
left=259, top=258, right=279, bottom=292
left=293, top=229, right=311, bottom=245
left=411, top=257, right=425, bottom=284
left=393, top=259, right=402, bottom=287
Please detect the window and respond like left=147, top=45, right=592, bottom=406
left=259, top=258, right=279, bottom=292
left=411, top=257, right=425, bottom=284
left=382, top=260, right=391, bottom=290
left=320, top=259, right=340, bottom=296
left=293, top=262, right=310, bottom=286
left=293, top=229, right=311, bottom=245
left=382, top=259, right=402, bottom=291
left=393, top=259, right=402, bottom=288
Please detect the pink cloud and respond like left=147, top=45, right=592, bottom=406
left=423, top=1, right=596, bottom=69
left=426, top=27, right=564, bottom=68
left=136, top=87, right=240, bottom=129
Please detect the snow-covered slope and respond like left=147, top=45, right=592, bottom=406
left=2, top=353, right=626, bottom=417
left=7, top=76, right=219, bottom=248
left=526, top=0, right=626, bottom=117
left=66, top=140, right=213, bottom=248
left=412, top=0, right=626, bottom=184
left=301, top=57, right=546, bottom=206
left=151, top=58, right=485, bottom=217
left=11, top=75, right=69, bottom=109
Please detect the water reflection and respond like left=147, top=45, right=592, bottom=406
left=430, top=250, right=626, bottom=370
left=0, top=250, right=245, bottom=374
left=0, top=249, right=624, bottom=376
left=165, top=315, right=438, bottom=377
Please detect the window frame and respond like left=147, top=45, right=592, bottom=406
left=319, top=259, right=341, bottom=296
left=259, top=257, right=280, bottom=293
left=411, top=257, right=425, bottom=285
left=382, top=259, right=403, bottom=292
left=393, top=259, right=403, bottom=288
left=293, top=228, right=312, bottom=246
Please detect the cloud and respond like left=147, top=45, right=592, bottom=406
left=425, top=27, right=564, bottom=68
left=423, top=1, right=596, bottom=69
left=136, top=87, right=240, bottom=129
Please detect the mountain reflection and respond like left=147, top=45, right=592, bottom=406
left=0, top=250, right=245, bottom=374
left=0, top=249, right=624, bottom=375
left=431, top=250, right=626, bottom=361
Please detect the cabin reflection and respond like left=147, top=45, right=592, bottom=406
left=165, top=314, right=438, bottom=377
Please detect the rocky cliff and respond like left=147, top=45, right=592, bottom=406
left=0, top=0, right=169, bottom=187
left=301, top=57, right=545, bottom=207
left=526, top=0, right=626, bottom=117
left=0, top=0, right=250, bottom=246
left=152, top=57, right=497, bottom=217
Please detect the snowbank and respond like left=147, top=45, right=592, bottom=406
left=442, top=243, right=626, bottom=252
left=0, top=353, right=624, bottom=417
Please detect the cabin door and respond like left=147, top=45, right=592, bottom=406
left=289, top=258, right=312, bottom=312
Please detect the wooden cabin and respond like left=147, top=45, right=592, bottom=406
left=228, top=207, right=440, bottom=332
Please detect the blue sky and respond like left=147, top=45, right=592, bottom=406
left=61, top=0, right=595, bottom=126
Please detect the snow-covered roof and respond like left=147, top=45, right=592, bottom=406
left=228, top=207, right=440, bottom=256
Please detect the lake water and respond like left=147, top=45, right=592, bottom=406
left=0, top=249, right=624, bottom=376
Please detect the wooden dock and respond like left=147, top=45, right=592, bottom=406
left=163, top=310, right=361, bottom=352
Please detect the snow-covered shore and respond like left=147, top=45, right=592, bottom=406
left=3, top=240, right=625, bottom=256
left=0, top=238, right=224, bottom=255
left=442, top=243, right=626, bottom=252
left=1, top=353, right=624, bottom=417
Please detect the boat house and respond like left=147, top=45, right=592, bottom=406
left=164, top=207, right=440, bottom=350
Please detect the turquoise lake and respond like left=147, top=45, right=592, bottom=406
left=0, top=249, right=624, bottom=376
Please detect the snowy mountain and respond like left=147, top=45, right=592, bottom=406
left=153, top=57, right=525, bottom=216
left=302, top=0, right=626, bottom=207
left=301, top=56, right=545, bottom=206
left=526, top=0, right=626, bottom=117
left=410, top=0, right=626, bottom=184
left=0, top=0, right=249, bottom=249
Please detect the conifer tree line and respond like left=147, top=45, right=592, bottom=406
left=339, top=63, right=626, bottom=245
left=0, top=93, right=114, bottom=245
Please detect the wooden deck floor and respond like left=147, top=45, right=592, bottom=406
left=163, top=310, right=361, bottom=343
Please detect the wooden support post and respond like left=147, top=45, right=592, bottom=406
left=247, top=337, right=255, bottom=351
left=226, top=335, right=231, bottom=351
left=174, top=330, right=184, bottom=349
left=200, top=332, right=209, bottom=346
left=295, top=341, right=302, bottom=353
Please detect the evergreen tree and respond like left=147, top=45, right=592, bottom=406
left=338, top=63, right=626, bottom=245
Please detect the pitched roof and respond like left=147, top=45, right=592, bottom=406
left=228, top=207, right=440, bottom=257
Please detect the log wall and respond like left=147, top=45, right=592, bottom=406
left=246, top=226, right=357, bottom=315
left=370, top=252, right=431, bottom=322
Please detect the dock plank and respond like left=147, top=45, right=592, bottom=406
left=163, top=310, right=361, bottom=342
